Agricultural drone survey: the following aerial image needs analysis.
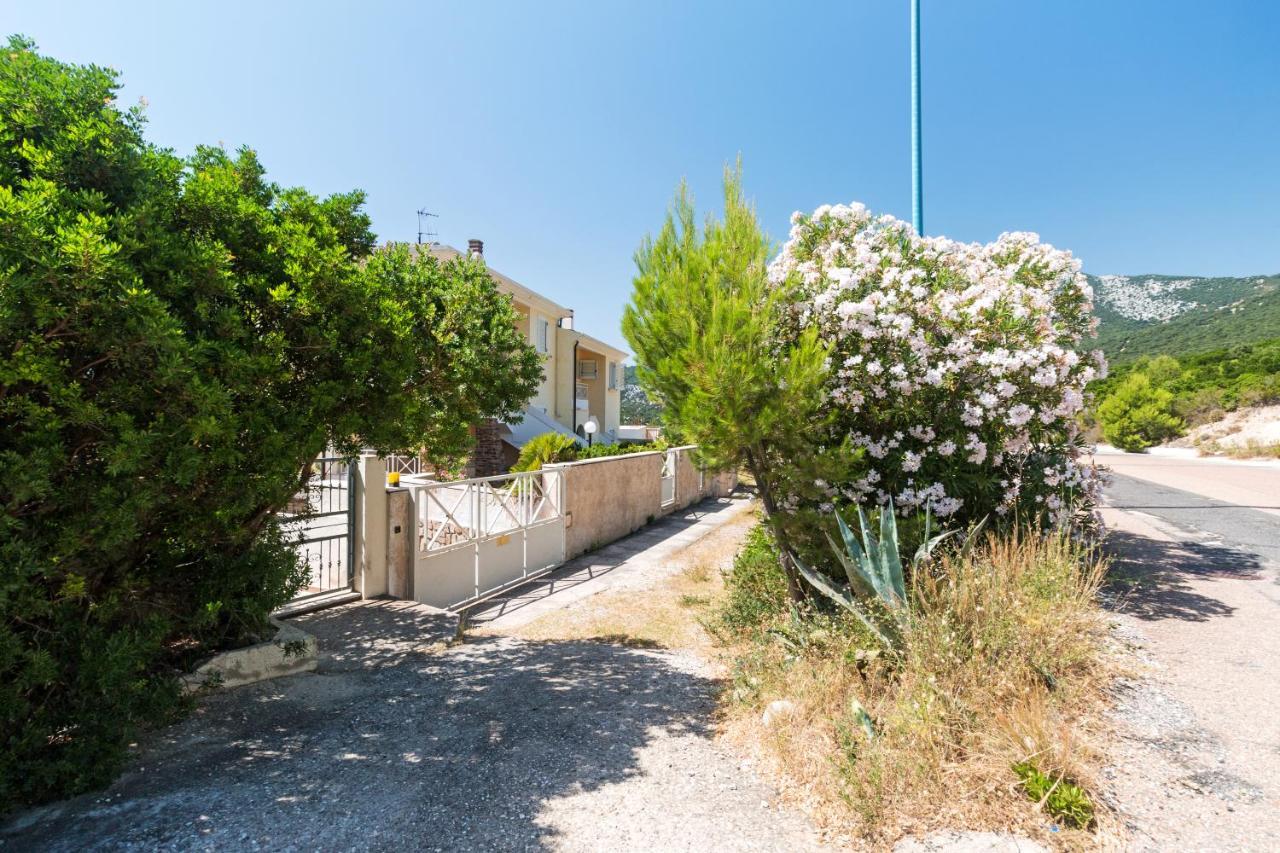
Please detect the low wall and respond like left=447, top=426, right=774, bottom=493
left=547, top=446, right=738, bottom=560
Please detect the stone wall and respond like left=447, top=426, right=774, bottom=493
left=466, top=419, right=507, bottom=478
left=549, top=446, right=738, bottom=560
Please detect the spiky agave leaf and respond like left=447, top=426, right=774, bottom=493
left=792, top=553, right=896, bottom=650
left=877, top=501, right=905, bottom=605
left=849, top=696, right=876, bottom=741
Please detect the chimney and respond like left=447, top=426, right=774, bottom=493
left=468, top=238, right=484, bottom=258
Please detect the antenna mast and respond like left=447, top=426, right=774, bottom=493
left=416, top=209, right=439, bottom=245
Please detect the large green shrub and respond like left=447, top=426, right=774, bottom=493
left=1096, top=373, right=1183, bottom=451
left=0, top=38, right=541, bottom=807
left=1088, top=339, right=1280, bottom=426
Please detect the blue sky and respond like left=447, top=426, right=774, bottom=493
left=10, top=1, right=1279, bottom=353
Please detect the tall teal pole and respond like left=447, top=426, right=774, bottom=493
left=911, top=0, right=923, bottom=235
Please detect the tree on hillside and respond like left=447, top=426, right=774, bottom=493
left=1097, top=372, right=1183, bottom=452
left=624, top=163, right=827, bottom=600
left=0, top=37, right=541, bottom=806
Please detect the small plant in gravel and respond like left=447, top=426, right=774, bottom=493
left=1014, top=760, right=1096, bottom=829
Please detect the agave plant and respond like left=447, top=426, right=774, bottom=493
left=792, top=501, right=954, bottom=650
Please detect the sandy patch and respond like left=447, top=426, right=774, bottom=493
left=1170, top=404, right=1280, bottom=457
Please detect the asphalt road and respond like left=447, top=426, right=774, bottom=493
left=1105, top=471, right=1280, bottom=566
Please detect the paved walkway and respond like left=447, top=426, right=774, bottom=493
left=469, top=494, right=755, bottom=630
left=2, top=495, right=826, bottom=852
left=1100, top=458, right=1280, bottom=851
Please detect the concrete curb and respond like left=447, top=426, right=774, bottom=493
left=182, top=617, right=318, bottom=693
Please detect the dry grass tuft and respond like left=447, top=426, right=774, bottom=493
left=719, top=532, right=1113, bottom=847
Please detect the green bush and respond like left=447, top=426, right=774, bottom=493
left=512, top=432, right=669, bottom=471
left=576, top=438, right=667, bottom=460
left=1236, top=372, right=1280, bottom=408
left=1171, top=387, right=1227, bottom=427
left=718, top=524, right=790, bottom=631
left=0, top=38, right=540, bottom=807
left=1089, top=338, right=1280, bottom=428
left=511, top=432, right=579, bottom=471
left=1097, top=373, right=1183, bottom=451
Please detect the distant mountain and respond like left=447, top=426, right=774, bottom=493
left=1088, top=273, right=1280, bottom=362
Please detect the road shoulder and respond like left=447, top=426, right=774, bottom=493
left=1099, top=505, right=1280, bottom=851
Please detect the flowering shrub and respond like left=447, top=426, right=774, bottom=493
left=767, top=203, right=1105, bottom=530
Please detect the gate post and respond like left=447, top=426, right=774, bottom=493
left=354, top=452, right=389, bottom=598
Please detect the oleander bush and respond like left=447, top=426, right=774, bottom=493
left=768, top=203, right=1106, bottom=539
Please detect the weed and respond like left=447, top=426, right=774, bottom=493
left=716, top=524, right=789, bottom=632
left=1014, top=760, right=1095, bottom=829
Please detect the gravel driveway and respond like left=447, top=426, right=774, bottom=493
left=2, top=599, right=825, bottom=852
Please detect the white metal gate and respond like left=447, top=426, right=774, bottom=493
left=660, top=449, right=677, bottom=507
left=408, top=468, right=565, bottom=610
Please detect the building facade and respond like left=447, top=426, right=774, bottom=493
left=422, top=241, right=628, bottom=470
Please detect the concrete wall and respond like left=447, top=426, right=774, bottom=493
left=547, top=446, right=738, bottom=560
left=554, top=331, right=579, bottom=431
left=354, top=454, right=388, bottom=598
left=551, top=451, right=664, bottom=559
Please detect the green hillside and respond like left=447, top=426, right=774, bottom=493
left=1100, top=288, right=1280, bottom=363
left=1088, top=273, right=1280, bottom=362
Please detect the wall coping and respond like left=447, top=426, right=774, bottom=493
left=543, top=444, right=697, bottom=470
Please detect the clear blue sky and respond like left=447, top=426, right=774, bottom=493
left=10, top=1, right=1279, bottom=353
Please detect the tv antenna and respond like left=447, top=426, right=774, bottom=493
left=416, top=209, right=439, bottom=244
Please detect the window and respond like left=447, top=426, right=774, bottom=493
left=535, top=318, right=550, bottom=354
left=607, top=362, right=618, bottom=390
left=578, top=359, right=598, bottom=380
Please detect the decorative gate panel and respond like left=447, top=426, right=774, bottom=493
left=410, top=469, right=566, bottom=610
left=285, top=455, right=355, bottom=602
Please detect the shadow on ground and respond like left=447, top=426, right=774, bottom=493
left=1103, top=530, right=1265, bottom=622
left=1, top=601, right=719, bottom=852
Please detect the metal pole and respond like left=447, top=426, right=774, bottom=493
left=911, top=0, right=923, bottom=235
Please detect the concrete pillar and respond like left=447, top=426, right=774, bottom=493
left=386, top=487, right=412, bottom=599
left=354, top=453, right=388, bottom=598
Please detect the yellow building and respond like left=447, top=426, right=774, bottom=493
left=423, top=241, right=628, bottom=467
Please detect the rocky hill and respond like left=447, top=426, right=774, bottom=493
left=1088, top=273, right=1280, bottom=362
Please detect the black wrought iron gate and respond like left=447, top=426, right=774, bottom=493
left=287, top=455, right=356, bottom=603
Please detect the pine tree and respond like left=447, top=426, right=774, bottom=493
left=624, top=162, right=826, bottom=600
